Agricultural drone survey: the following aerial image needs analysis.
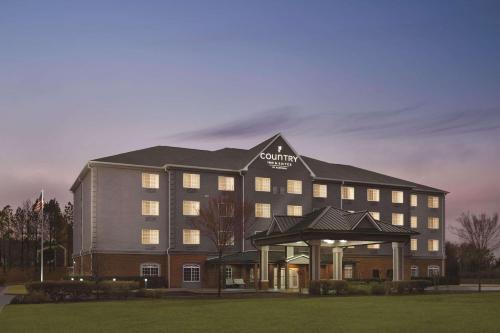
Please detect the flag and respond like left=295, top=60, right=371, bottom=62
left=33, top=192, right=44, bottom=213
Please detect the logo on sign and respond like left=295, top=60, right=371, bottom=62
left=259, top=145, right=298, bottom=170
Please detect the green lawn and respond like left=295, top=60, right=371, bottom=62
left=4, top=284, right=28, bottom=295
left=2, top=293, right=500, bottom=333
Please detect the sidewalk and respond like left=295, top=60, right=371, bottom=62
left=426, top=284, right=500, bottom=292
left=0, top=287, right=15, bottom=313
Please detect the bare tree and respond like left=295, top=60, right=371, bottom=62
left=452, top=212, right=500, bottom=292
left=190, top=193, right=254, bottom=297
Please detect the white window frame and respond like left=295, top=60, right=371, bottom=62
left=287, top=180, right=302, bottom=194
left=369, top=212, right=380, bottom=221
left=255, top=203, right=271, bottom=218
left=428, top=239, right=439, bottom=252
left=141, top=229, right=159, bottom=245
left=392, top=213, right=404, bottom=226
left=183, top=229, right=200, bottom=245
left=428, top=196, right=440, bottom=208
left=411, top=216, right=418, bottom=229
left=427, top=265, right=440, bottom=277
left=140, top=263, right=160, bottom=277
left=287, top=205, right=302, bottom=217
left=428, top=217, right=440, bottom=230
left=183, top=173, right=200, bottom=189
left=343, top=264, right=353, bottom=279
left=183, top=264, right=201, bottom=282
left=341, top=186, right=355, bottom=200
left=255, top=177, right=271, bottom=192
left=225, top=266, right=233, bottom=279
left=142, top=200, right=159, bottom=216
left=410, top=265, right=419, bottom=278
left=367, top=188, right=380, bottom=202
left=183, top=200, right=200, bottom=216
left=411, top=194, right=418, bottom=207
left=411, top=238, right=418, bottom=251
left=142, top=173, right=159, bottom=189
left=218, top=176, right=235, bottom=191
left=392, top=191, right=404, bottom=204
left=313, top=184, right=327, bottom=198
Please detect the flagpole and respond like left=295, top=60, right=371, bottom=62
left=40, top=189, right=44, bottom=282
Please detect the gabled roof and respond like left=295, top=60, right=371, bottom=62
left=72, top=133, right=447, bottom=193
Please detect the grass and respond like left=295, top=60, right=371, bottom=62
left=4, top=284, right=28, bottom=295
left=2, top=293, right=500, bottom=333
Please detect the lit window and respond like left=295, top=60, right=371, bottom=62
left=341, top=186, right=355, bottom=200
left=141, top=263, right=160, bottom=277
left=141, top=229, right=159, bottom=245
left=411, top=194, right=418, bottom=207
left=313, top=184, right=327, bottom=198
left=255, top=177, right=271, bottom=192
left=255, top=203, right=271, bottom=218
left=225, top=266, right=233, bottom=279
left=411, top=216, right=418, bottom=229
left=427, top=265, right=440, bottom=277
left=428, top=239, right=439, bottom=252
left=218, top=176, right=234, bottom=191
left=428, top=217, right=440, bottom=229
left=142, top=173, right=159, bottom=189
left=183, top=200, right=200, bottom=216
left=369, top=212, right=380, bottom=220
left=183, top=229, right=200, bottom=245
left=183, top=173, right=200, bottom=189
left=367, top=244, right=380, bottom=249
left=343, top=264, right=353, bottom=279
left=411, top=238, right=418, bottom=251
left=183, top=264, right=200, bottom=282
left=287, top=180, right=302, bottom=194
left=392, top=213, right=404, bottom=226
left=392, top=191, right=404, bottom=204
left=428, top=196, right=440, bottom=208
left=287, top=205, right=302, bottom=216
left=218, top=231, right=234, bottom=246
left=411, top=265, right=419, bottom=278
left=367, top=189, right=380, bottom=202
left=142, top=200, right=159, bottom=216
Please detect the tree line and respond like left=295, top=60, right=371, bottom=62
left=0, top=199, right=73, bottom=273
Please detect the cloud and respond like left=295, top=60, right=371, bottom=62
left=167, top=105, right=500, bottom=142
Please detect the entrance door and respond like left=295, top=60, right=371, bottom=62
left=289, top=268, right=299, bottom=288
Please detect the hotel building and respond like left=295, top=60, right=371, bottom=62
left=71, top=133, right=446, bottom=289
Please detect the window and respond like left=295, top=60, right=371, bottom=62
left=255, top=203, right=271, bottom=218
left=428, top=239, right=439, bottom=252
left=411, top=194, right=418, bottom=207
left=427, top=265, right=440, bottom=277
left=343, top=264, right=353, bottom=279
left=287, top=180, right=302, bottom=194
left=392, top=191, right=404, bottom=204
left=287, top=205, right=302, bottom=217
left=428, top=196, right=440, bottom=208
left=392, top=213, right=404, bottom=226
left=428, top=217, right=440, bottom=229
left=411, top=238, right=418, bottom=251
left=313, top=184, right=327, bottom=198
left=411, top=216, right=418, bottom=229
left=141, top=229, right=159, bottom=245
left=367, top=244, right=380, bottom=250
left=255, top=177, right=271, bottom=192
left=367, top=189, right=380, bottom=202
left=183, top=173, right=200, bottom=189
left=142, top=173, right=159, bottom=189
left=341, top=186, right=355, bottom=200
left=411, top=265, right=419, bottom=278
left=218, top=176, right=234, bottom=191
left=141, top=263, right=160, bottom=277
left=369, top=211, right=380, bottom=220
left=142, top=200, right=159, bottom=216
left=183, top=200, right=200, bottom=216
left=218, top=231, right=235, bottom=246
left=225, top=266, right=233, bottom=279
left=183, top=264, right=200, bottom=282
left=183, top=229, right=200, bottom=245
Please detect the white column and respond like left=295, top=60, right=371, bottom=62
left=392, top=242, right=404, bottom=281
left=309, top=240, right=321, bottom=281
left=260, top=245, right=269, bottom=283
left=332, top=247, right=343, bottom=280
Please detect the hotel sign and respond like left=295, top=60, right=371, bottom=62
left=260, top=145, right=298, bottom=170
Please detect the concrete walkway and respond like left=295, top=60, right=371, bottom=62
left=0, top=287, right=15, bottom=312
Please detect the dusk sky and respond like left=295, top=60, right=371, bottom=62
left=1, top=1, right=499, bottom=240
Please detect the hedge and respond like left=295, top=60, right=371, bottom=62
left=385, top=280, right=432, bottom=294
left=309, top=280, right=349, bottom=295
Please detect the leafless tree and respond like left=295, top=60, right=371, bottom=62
left=190, top=193, right=254, bottom=297
left=451, top=212, right=500, bottom=292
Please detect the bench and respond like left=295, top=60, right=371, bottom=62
left=233, top=278, right=246, bottom=288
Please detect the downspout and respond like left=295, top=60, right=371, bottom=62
left=241, top=171, right=245, bottom=253
left=165, top=167, right=172, bottom=288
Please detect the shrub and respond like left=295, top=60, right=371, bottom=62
left=370, top=284, right=386, bottom=295
left=309, top=280, right=349, bottom=296
left=26, top=281, right=93, bottom=302
left=96, top=281, right=140, bottom=299
left=309, top=280, right=321, bottom=295
left=330, top=280, right=349, bottom=295
left=0, top=276, right=6, bottom=286
left=385, top=280, right=431, bottom=295
left=22, top=291, right=50, bottom=304
left=346, top=284, right=370, bottom=295
left=410, top=280, right=432, bottom=293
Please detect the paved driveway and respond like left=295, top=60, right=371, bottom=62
left=0, top=287, right=15, bottom=312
